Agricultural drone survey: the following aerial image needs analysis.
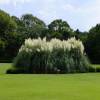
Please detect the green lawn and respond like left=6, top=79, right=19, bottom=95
left=0, top=63, right=11, bottom=74
left=0, top=63, right=100, bottom=100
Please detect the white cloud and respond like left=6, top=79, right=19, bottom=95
left=60, top=0, right=100, bottom=31
left=38, top=10, right=58, bottom=23
left=77, top=0, right=100, bottom=30
left=62, top=4, right=76, bottom=11
left=0, top=0, right=31, bottom=6
left=1, top=0, right=100, bottom=31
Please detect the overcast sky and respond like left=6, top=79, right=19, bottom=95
left=0, top=0, right=100, bottom=31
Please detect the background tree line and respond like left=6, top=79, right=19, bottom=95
left=0, top=9, right=100, bottom=64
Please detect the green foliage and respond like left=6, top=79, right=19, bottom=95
left=74, top=29, right=88, bottom=43
left=0, top=9, right=18, bottom=60
left=20, top=14, right=46, bottom=38
left=88, top=67, right=96, bottom=72
left=0, top=10, right=47, bottom=62
left=10, top=37, right=90, bottom=74
left=86, top=24, right=100, bottom=64
left=0, top=10, right=17, bottom=35
left=48, top=19, right=74, bottom=39
left=48, top=19, right=70, bottom=32
left=96, top=67, right=100, bottom=72
left=13, top=51, right=31, bottom=71
left=0, top=9, right=100, bottom=65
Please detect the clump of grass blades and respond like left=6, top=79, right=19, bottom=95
left=7, top=37, right=91, bottom=74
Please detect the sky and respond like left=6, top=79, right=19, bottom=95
left=0, top=0, right=100, bottom=31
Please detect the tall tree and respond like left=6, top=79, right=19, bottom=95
left=0, top=9, right=17, bottom=61
left=86, top=24, right=100, bottom=64
left=0, top=10, right=17, bottom=38
left=20, top=14, right=46, bottom=38
left=48, top=19, right=74, bottom=39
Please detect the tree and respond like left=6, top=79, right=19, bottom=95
left=11, top=15, right=47, bottom=59
left=20, top=14, right=46, bottom=38
left=48, top=19, right=74, bottom=39
left=75, top=29, right=88, bottom=43
left=0, top=9, right=18, bottom=61
left=0, top=10, right=17, bottom=38
left=86, top=24, right=100, bottom=64
left=12, top=16, right=26, bottom=44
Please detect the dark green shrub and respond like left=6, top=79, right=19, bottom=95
left=88, top=67, right=96, bottom=72
left=6, top=68, right=29, bottom=74
left=96, top=67, right=100, bottom=72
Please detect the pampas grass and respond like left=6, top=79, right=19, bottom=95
left=12, top=37, right=90, bottom=74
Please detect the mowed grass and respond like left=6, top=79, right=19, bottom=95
left=0, top=63, right=11, bottom=74
left=0, top=64, right=100, bottom=100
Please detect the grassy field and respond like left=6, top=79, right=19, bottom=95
left=0, top=63, right=11, bottom=74
left=0, top=63, right=100, bottom=100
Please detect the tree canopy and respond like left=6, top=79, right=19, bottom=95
left=0, top=9, right=100, bottom=64
left=48, top=19, right=74, bottom=39
left=86, top=24, right=100, bottom=64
